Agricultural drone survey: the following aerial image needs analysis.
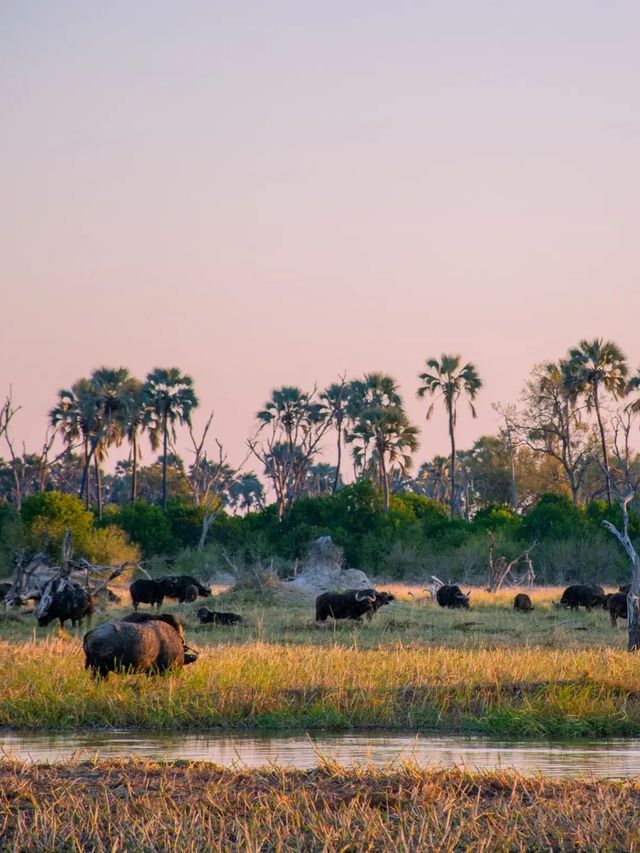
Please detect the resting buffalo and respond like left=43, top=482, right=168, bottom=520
left=161, top=575, right=211, bottom=603
left=513, top=593, right=533, bottom=612
left=559, top=584, right=606, bottom=611
left=197, top=607, right=243, bottom=626
left=83, top=619, right=195, bottom=678
left=436, top=585, right=470, bottom=609
left=605, top=592, right=628, bottom=627
left=315, top=589, right=395, bottom=623
left=36, top=578, right=95, bottom=628
left=121, top=611, right=185, bottom=639
left=130, top=578, right=166, bottom=610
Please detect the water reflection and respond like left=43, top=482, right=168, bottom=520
left=2, top=730, right=640, bottom=777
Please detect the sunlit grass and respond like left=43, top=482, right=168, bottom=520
left=1, top=759, right=639, bottom=852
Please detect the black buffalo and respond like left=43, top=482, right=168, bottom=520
left=315, top=589, right=395, bottom=623
left=197, top=607, right=243, bottom=626
left=36, top=578, right=95, bottom=628
left=513, top=593, right=533, bottom=612
left=619, top=584, right=631, bottom=594
left=605, top=592, right=628, bottom=627
left=436, top=585, right=470, bottom=609
left=559, top=584, right=606, bottom=611
left=130, top=578, right=166, bottom=610
left=161, top=575, right=211, bottom=603
left=83, top=619, right=194, bottom=678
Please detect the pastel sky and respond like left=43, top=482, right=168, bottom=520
left=1, top=1, right=639, bottom=472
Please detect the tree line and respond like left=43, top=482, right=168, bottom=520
left=1, top=338, right=639, bottom=525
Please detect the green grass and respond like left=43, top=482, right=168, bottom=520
left=1, top=759, right=640, bottom=851
left=0, top=585, right=635, bottom=735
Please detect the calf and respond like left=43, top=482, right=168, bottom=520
left=513, top=593, right=533, bottom=612
left=196, top=607, right=243, bottom=626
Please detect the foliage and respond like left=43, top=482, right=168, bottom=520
left=113, top=501, right=177, bottom=557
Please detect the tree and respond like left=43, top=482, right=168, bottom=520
left=602, top=494, right=640, bottom=651
left=563, top=339, right=628, bottom=506
left=49, top=379, right=100, bottom=509
left=144, top=368, right=199, bottom=511
left=250, top=385, right=330, bottom=518
left=417, top=354, right=482, bottom=518
left=346, top=375, right=418, bottom=512
left=320, top=378, right=349, bottom=493
left=504, top=362, right=595, bottom=504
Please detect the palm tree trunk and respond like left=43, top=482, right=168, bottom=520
left=131, top=430, right=139, bottom=504
left=79, top=437, right=91, bottom=506
left=448, top=405, right=456, bottom=518
left=593, top=385, right=612, bottom=506
left=94, top=455, right=103, bottom=519
left=162, top=410, right=168, bottom=511
left=379, top=444, right=390, bottom=512
left=505, top=425, right=518, bottom=510
left=333, top=423, right=342, bottom=494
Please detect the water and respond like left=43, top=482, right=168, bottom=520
left=2, top=730, right=640, bottom=778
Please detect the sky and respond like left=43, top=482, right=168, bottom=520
left=1, top=1, right=639, bottom=474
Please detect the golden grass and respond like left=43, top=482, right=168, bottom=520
left=0, top=759, right=639, bottom=851
left=1, top=636, right=638, bottom=735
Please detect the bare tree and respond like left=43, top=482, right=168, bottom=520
left=602, top=494, right=640, bottom=651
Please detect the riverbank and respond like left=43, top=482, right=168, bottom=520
left=1, top=759, right=639, bottom=851
left=2, top=638, right=639, bottom=736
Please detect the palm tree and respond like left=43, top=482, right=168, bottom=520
left=347, top=404, right=419, bottom=511
left=417, top=354, right=482, bottom=518
left=346, top=373, right=403, bottom=480
left=88, top=367, right=139, bottom=517
left=121, top=379, right=146, bottom=504
left=144, top=368, right=199, bottom=510
left=563, top=339, right=628, bottom=506
left=49, top=378, right=100, bottom=508
left=321, top=381, right=349, bottom=493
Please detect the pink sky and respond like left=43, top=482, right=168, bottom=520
left=1, top=2, right=639, bottom=473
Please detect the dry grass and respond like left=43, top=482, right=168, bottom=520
left=0, top=758, right=639, bottom=851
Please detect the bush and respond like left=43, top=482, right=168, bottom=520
left=21, top=492, right=96, bottom=560
left=113, top=501, right=177, bottom=558
left=521, top=493, right=586, bottom=541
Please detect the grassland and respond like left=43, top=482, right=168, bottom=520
left=0, top=585, right=637, bottom=736
left=1, top=758, right=639, bottom=851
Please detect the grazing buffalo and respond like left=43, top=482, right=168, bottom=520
left=436, top=585, right=470, bottom=610
left=605, top=592, right=628, bottom=627
left=83, top=619, right=193, bottom=679
left=315, top=589, right=395, bottom=623
left=121, top=611, right=185, bottom=639
left=36, top=578, right=95, bottom=628
left=197, top=607, right=243, bottom=626
left=513, top=593, right=533, bottom=612
left=559, top=584, right=606, bottom=611
left=130, top=578, right=166, bottom=610
left=161, top=575, right=211, bottom=603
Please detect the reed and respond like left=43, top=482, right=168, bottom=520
left=0, top=758, right=638, bottom=852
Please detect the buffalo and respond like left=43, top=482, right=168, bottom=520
left=513, top=592, right=533, bottom=612
left=436, top=585, right=470, bottom=609
left=161, top=575, right=211, bottom=603
left=559, top=584, right=606, bottom=611
left=315, top=589, right=395, bottom=623
left=36, top=578, right=95, bottom=628
left=197, top=607, right=243, bottom=626
left=83, top=618, right=196, bottom=678
left=130, top=578, right=166, bottom=610
left=605, top=592, right=628, bottom=627
left=619, top=584, right=631, bottom=594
